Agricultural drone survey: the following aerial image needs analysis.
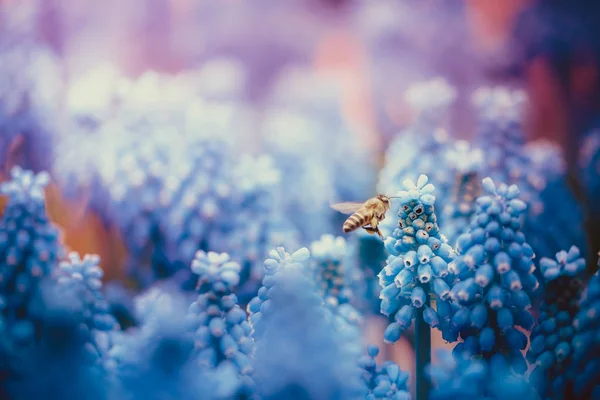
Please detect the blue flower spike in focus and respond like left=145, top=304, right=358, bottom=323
left=185, top=250, right=255, bottom=396
left=0, top=166, right=65, bottom=343
left=378, top=174, right=456, bottom=343
left=527, top=246, right=586, bottom=400
left=57, top=252, right=119, bottom=365
left=448, top=177, right=539, bottom=373
left=359, top=344, right=411, bottom=400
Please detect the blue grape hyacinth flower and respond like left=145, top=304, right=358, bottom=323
left=448, top=178, right=539, bottom=371
left=109, top=289, right=220, bottom=400
left=528, top=246, right=586, bottom=400
left=310, top=234, right=353, bottom=305
left=56, top=252, right=119, bottom=366
left=378, top=174, right=456, bottom=343
left=472, top=88, right=587, bottom=261
left=358, top=344, right=411, bottom=400
left=427, top=349, right=539, bottom=400
left=3, top=276, right=110, bottom=400
left=439, top=140, right=483, bottom=246
left=185, top=250, right=255, bottom=396
left=250, top=247, right=365, bottom=400
left=0, top=166, right=65, bottom=343
left=570, top=256, right=600, bottom=399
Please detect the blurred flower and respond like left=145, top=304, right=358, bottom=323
left=0, top=168, right=104, bottom=400
left=359, top=344, right=411, bottom=400
left=439, top=140, right=483, bottom=245
left=570, top=256, right=600, bottom=398
left=472, top=88, right=587, bottom=261
left=56, top=252, right=120, bottom=367
left=0, top=4, right=62, bottom=174
left=524, top=139, right=588, bottom=261
left=109, top=288, right=219, bottom=400
left=377, top=78, right=457, bottom=239
left=249, top=247, right=365, bottom=400
left=449, top=178, right=538, bottom=371
left=528, top=246, right=586, bottom=399
left=378, top=174, right=457, bottom=343
left=262, top=70, right=377, bottom=241
left=185, top=250, right=255, bottom=397
left=2, top=277, right=110, bottom=400
left=0, top=167, right=65, bottom=340
left=427, top=349, right=539, bottom=400
left=579, top=130, right=600, bottom=216
left=310, top=234, right=357, bottom=307
left=309, top=234, right=364, bottom=340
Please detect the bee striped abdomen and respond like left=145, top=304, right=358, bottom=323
left=343, top=210, right=368, bottom=233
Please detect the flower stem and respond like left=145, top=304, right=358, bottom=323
left=415, top=298, right=431, bottom=400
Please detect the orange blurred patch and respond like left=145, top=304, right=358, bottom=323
left=44, top=183, right=128, bottom=281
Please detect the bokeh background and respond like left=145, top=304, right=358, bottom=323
left=2, top=0, right=600, bottom=394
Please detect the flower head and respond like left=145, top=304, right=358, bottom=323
left=251, top=247, right=364, bottom=400
left=378, top=175, right=456, bottom=343
left=448, top=178, right=538, bottom=368
left=185, top=250, right=255, bottom=396
left=1, top=166, right=49, bottom=204
left=57, top=252, right=119, bottom=364
left=359, top=345, right=411, bottom=400
left=0, top=166, right=64, bottom=341
left=570, top=260, right=600, bottom=398
left=526, top=246, right=586, bottom=399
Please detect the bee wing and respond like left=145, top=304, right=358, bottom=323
left=330, top=201, right=363, bottom=215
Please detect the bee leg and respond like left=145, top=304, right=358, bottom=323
left=370, top=217, right=384, bottom=239
left=363, top=226, right=378, bottom=235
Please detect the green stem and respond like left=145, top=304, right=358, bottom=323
left=415, top=298, right=431, bottom=400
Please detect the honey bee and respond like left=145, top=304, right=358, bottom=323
left=330, top=194, right=398, bottom=239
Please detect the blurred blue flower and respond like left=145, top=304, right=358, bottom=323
left=103, top=281, right=137, bottom=330
left=377, top=78, right=457, bottom=238
left=570, top=257, right=600, bottom=398
left=0, top=6, right=61, bottom=174
left=185, top=250, right=255, bottom=396
left=358, top=345, right=411, bottom=400
left=439, top=140, right=483, bottom=246
left=579, top=130, right=600, bottom=204
left=109, top=289, right=220, bottom=400
left=261, top=79, right=377, bottom=242
left=527, top=246, right=586, bottom=399
left=0, top=166, right=65, bottom=341
left=427, top=349, right=539, bottom=400
left=2, top=277, right=110, bottom=400
left=310, top=234, right=360, bottom=307
left=309, top=234, right=364, bottom=342
left=250, top=246, right=365, bottom=400
left=524, top=140, right=588, bottom=261
left=377, top=174, right=456, bottom=343
left=472, top=88, right=587, bottom=260
left=56, top=252, right=119, bottom=367
left=449, top=178, right=539, bottom=370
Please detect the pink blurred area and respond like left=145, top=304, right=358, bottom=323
left=13, top=0, right=533, bottom=150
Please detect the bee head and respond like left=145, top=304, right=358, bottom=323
left=376, top=194, right=390, bottom=205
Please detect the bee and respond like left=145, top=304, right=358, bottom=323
left=330, top=194, right=398, bottom=239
